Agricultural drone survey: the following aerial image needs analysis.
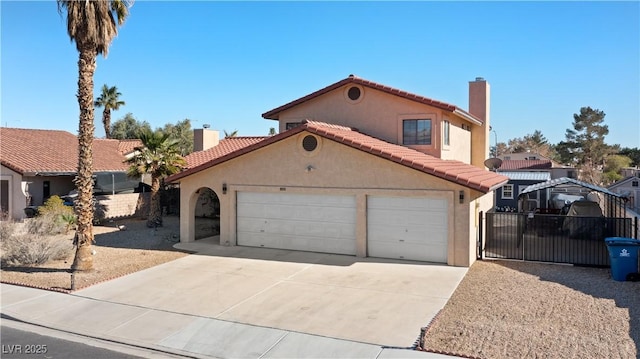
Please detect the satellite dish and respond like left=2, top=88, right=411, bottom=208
left=484, top=158, right=503, bottom=171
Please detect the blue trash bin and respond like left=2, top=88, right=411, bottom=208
left=605, top=237, right=640, bottom=281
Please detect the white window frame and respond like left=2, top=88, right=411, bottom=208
left=502, top=184, right=514, bottom=199
left=442, top=120, right=450, bottom=147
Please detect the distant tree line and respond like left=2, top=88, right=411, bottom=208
left=110, top=114, right=194, bottom=156
left=491, top=106, right=639, bottom=186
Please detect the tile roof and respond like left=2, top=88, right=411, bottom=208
left=168, top=120, right=508, bottom=193
left=498, top=159, right=552, bottom=170
left=0, top=127, right=138, bottom=175
left=117, top=139, right=143, bottom=155
left=184, top=137, right=269, bottom=168
left=262, top=75, right=483, bottom=125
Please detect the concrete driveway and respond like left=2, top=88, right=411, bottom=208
left=76, top=242, right=468, bottom=347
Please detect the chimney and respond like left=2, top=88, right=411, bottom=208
left=469, top=77, right=490, bottom=169
left=193, top=128, right=220, bottom=152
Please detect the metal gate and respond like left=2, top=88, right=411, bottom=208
left=480, top=211, right=635, bottom=266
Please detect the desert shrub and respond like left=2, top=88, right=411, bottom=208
left=30, top=196, right=77, bottom=235
left=0, top=224, right=73, bottom=267
left=38, top=196, right=75, bottom=218
left=0, top=220, right=16, bottom=241
left=26, top=213, right=70, bottom=236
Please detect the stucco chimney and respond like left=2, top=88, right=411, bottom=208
left=193, top=128, right=220, bottom=152
left=469, top=77, right=490, bottom=169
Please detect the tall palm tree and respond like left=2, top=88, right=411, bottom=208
left=127, top=129, right=186, bottom=228
left=58, top=0, right=130, bottom=271
left=95, top=84, right=125, bottom=139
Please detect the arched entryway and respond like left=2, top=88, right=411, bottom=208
left=193, top=187, right=220, bottom=241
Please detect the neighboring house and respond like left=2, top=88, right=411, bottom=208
left=168, top=76, right=508, bottom=267
left=494, top=153, right=578, bottom=211
left=608, top=176, right=640, bottom=213
left=0, top=127, right=142, bottom=220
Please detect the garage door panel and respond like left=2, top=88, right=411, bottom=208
left=367, top=196, right=448, bottom=263
left=237, top=192, right=356, bottom=255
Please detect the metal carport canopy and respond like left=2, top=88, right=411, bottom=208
left=519, top=177, right=624, bottom=198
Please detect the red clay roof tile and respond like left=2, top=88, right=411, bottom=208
left=183, top=137, right=269, bottom=169
left=168, top=120, right=507, bottom=193
left=498, top=159, right=552, bottom=170
left=262, top=75, right=482, bottom=124
left=0, top=128, right=139, bottom=175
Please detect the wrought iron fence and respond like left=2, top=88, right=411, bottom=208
left=482, top=211, right=634, bottom=266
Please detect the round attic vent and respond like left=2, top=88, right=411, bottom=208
left=302, top=135, right=318, bottom=152
left=347, top=86, right=361, bottom=101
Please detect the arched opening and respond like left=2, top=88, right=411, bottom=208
left=193, top=187, right=220, bottom=242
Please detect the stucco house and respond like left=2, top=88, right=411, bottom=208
left=0, top=127, right=142, bottom=220
left=608, top=175, right=640, bottom=213
left=167, top=75, right=508, bottom=267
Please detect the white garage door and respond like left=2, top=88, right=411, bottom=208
left=367, top=196, right=448, bottom=263
left=237, top=192, right=357, bottom=255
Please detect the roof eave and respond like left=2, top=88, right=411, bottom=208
left=453, top=109, right=483, bottom=126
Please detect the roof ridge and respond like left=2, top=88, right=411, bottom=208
left=261, top=75, right=482, bottom=124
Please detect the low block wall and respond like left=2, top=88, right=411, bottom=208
left=95, top=192, right=150, bottom=220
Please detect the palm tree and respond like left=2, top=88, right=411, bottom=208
left=224, top=129, right=238, bottom=138
left=57, top=0, right=130, bottom=271
left=127, top=129, right=186, bottom=228
left=95, top=84, right=125, bottom=139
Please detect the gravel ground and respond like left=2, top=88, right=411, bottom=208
left=1, top=216, right=188, bottom=292
left=422, top=260, right=639, bottom=359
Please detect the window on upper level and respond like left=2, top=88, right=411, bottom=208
left=403, top=119, right=432, bottom=145
left=443, top=120, right=450, bottom=146
left=633, top=181, right=639, bottom=187
left=286, top=122, right=302, bottom=130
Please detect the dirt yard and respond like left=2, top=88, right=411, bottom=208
left=1, top=216, right=189, bottom=292
left=421, top=260, right=639, bottom=359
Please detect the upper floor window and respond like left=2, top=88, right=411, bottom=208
left=442, top=120, right=450, bottom=146
left=403, top=119, right=431, bottom=145
left=633, top=181, right=639, bottom=187
left=286, top=122, right=302, bottom=130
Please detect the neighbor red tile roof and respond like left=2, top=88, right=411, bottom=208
left=498, top=159, right=552, bottom=170
left=168, top=121, right=508, bottom=193
left=184, top=137, right=269, bottom=168
left=0, top=127, right=140, bottom=175
left=262, top=75, right=483, bottom=125
left=117, top=139, right=143, bottom=155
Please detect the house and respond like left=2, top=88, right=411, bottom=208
left=0, top=127, right=142, bottom=220
left=494, top=153, right=578, bottom=212
left=608, top=175, right=640, bottom=213
left=167, top=76, right=508, bottom=267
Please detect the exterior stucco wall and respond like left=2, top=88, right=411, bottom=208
left=177, top=131, right=488, bottom=266
left=0, top=165, right=26, bottom=220
left=275, top=85, right=463, bottom=160
left=440, top=116, right=471, bottom=162
left=23, top=175, right=75, bottom=206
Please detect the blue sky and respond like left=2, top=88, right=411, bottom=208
left=2, top=1, right=639, bottom=149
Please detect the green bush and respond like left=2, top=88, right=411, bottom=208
left=34, top=196, right=77, bottom=235
left=38, top=195, right=74, bottom=217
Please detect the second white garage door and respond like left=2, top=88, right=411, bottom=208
left=237, top=192, right=357, bottom=255
left=367, top=196, right=448, bottom=263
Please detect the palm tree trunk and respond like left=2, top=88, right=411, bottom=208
left=103, top=108, right=111, bottom=139
left=147, top=176, right=162, bottom=228
left=72, top=46, right=97, bottom=272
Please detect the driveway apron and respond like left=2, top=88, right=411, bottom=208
left=75, top=244, right=468, bottom=347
